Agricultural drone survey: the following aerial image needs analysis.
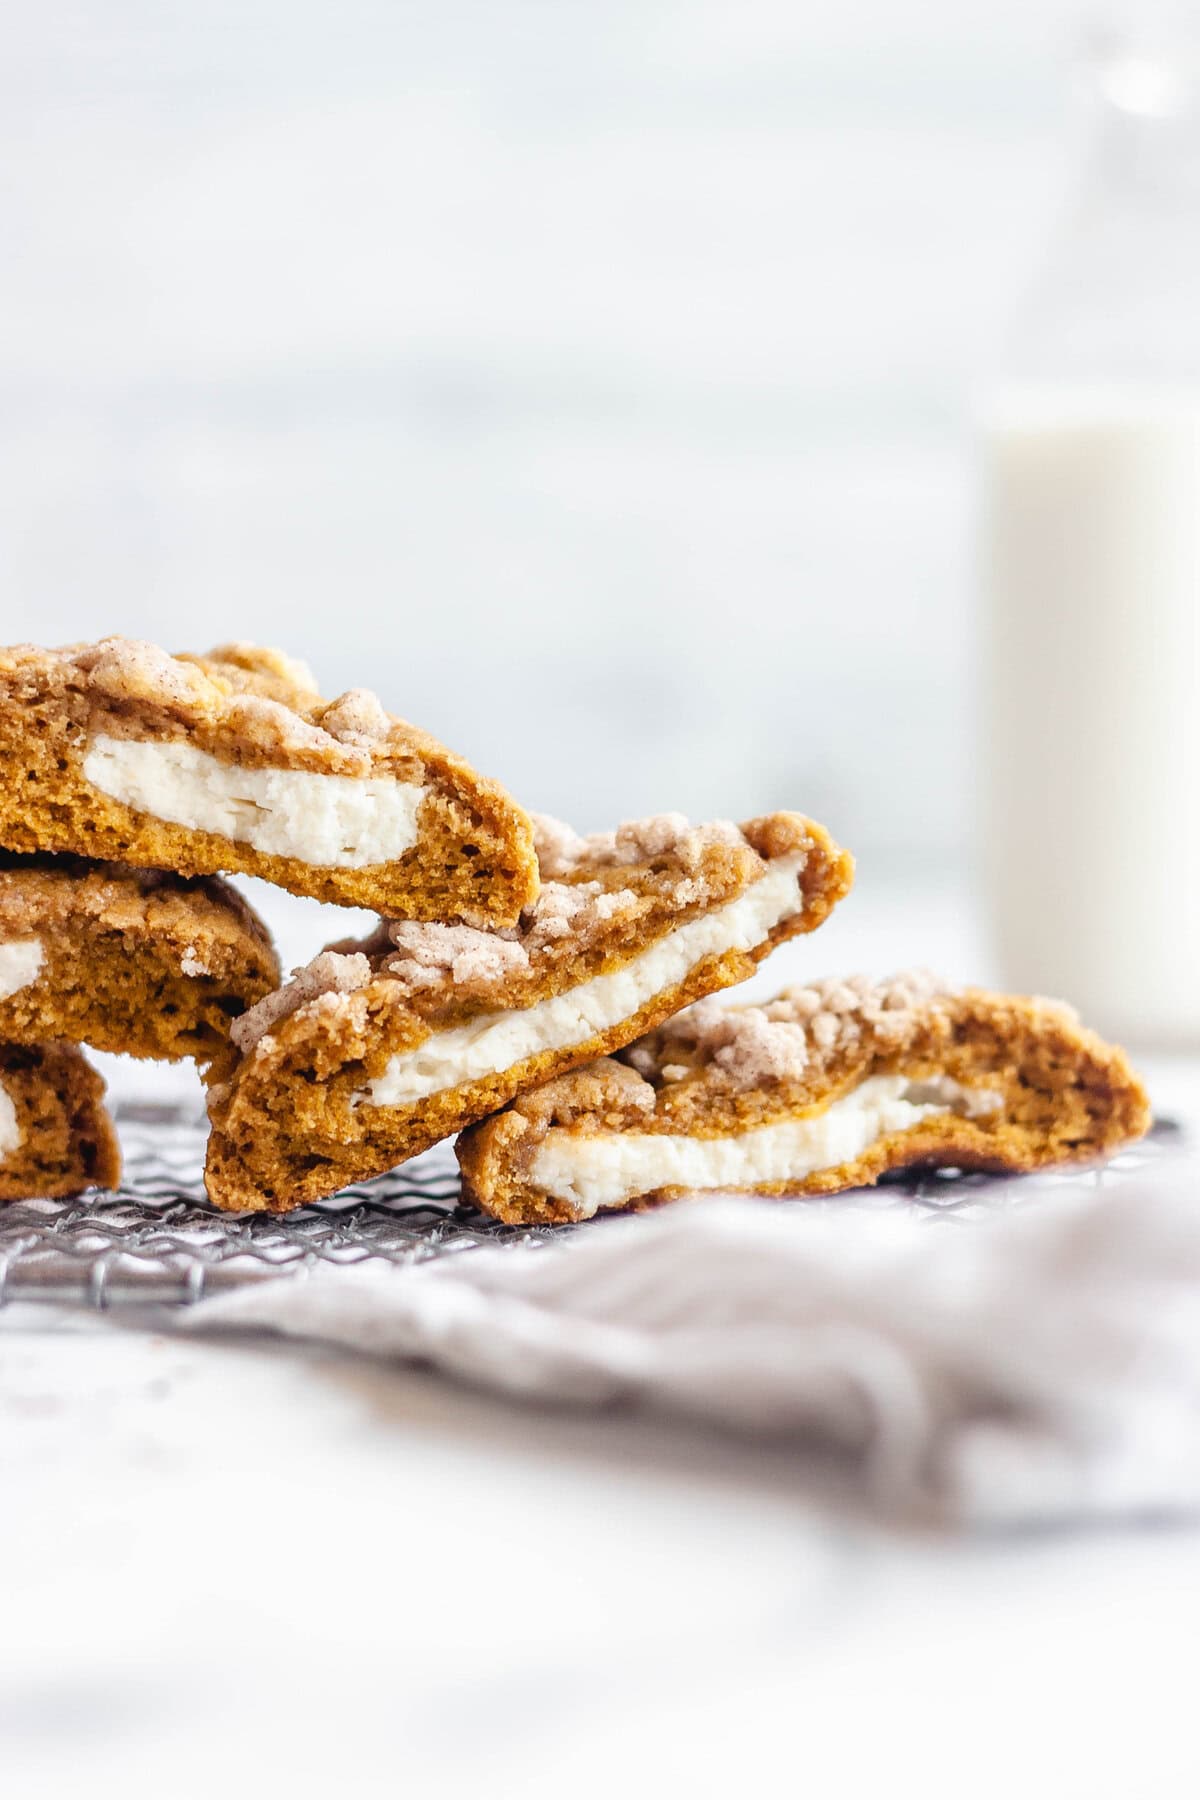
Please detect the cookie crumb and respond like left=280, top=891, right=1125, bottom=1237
left=533, top=810, right=745, bottom=878
left=385, top=921, right=531, bottom=991
left=651, top=970, right=950, bottom=1087
left=321, top=688, right=392, bottom=747
left=231, top=950, right=373, bottom=1055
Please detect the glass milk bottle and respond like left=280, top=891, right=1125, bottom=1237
left=983, top=29, right=1200, bottom=1046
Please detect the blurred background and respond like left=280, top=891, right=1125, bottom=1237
left=0, top=2, right=1088, bottom=862
left=4, top=1, right=1197, bottom=1046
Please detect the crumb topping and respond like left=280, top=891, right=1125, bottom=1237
left=379, top=879, right=646, bottom=997
left=223, top=693, right=347, bottom=761
left=39, top=637, right=411, bottom=775
left=525, top=880, right=643, bottom=944
left=626, top=996, right=814, bottom=1085
left=384, top=921, right=530, bottom=990
left=532, top=811, right=745, bottom=878
left=320, top=687, right=392, bottom=747
left=528, top=813, right=588, bottom=875
left=73, top=639, right=217, bottom=715
left=626, top=970, right=952, bottom=1090
left=231, top=951, right=373, bottom=1055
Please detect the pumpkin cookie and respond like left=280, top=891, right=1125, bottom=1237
left=0, top=639, right=538, bottom=925
left=204, top=810, right=854, bottom=1211
left=0, top=853, right=280, bottom=1062
left=0, top=1041, right=120, bottom=1200
left=456, top=973, right=1151, bottom=1224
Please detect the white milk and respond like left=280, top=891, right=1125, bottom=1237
left=983, top=387, right=1200, bottom=1045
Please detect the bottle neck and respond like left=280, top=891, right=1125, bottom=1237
left=998, top=47, right=1200, bottom=388
left=1087, top=27, right=1200, bottom=200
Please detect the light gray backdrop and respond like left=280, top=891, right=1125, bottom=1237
left=0, top=1, right=1085, bottom=866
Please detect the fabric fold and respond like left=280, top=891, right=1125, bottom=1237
left=184, top=1172, right=1200, bottom=1528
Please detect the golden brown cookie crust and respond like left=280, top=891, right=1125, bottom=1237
left=456, top=979, right=1152, bottom=1224
left=0, top=853, right=280, bottom=1062
left=0, top=639, right=538, bottom=924
left=0, top=1041, right=120, bottom=1201
left=203, top=811, right=854, bottom=1212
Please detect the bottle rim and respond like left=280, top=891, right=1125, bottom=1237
left=1085, top=23, right=1200, bottom=120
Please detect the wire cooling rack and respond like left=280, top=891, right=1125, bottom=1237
left=0, top=1104, right=1185, bottom=1312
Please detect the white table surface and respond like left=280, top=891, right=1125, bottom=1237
left=3, top=882, right=1198, bottom=1800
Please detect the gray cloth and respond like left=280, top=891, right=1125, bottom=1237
left=186, top=1174, right=1200, bottom=1527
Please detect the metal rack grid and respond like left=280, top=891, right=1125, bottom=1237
left=0, top=1103, right=1184, bottom=1312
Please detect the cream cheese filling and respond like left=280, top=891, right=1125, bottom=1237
left=82, top=735, right=425, bottom=869
left=360, top=854, right=806, bottom=1109
left=0, top=1080, right=20, bottom=1162
left=528, top=1074, right=1003, bottom=1217
left=0, top=939, right=44, bottom=1001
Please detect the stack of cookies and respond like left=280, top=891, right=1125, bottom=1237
left=0, top=637, right=1150, bottom=1218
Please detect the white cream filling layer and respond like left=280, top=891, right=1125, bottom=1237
left=529, top=1074, right=1003, bottom=1218
left=0, top=939, right=44, bottom=1001
left=0, top=1081, right=20, bottom=1162
left=361, top=854, right=806, bottom=1109
left=82, top=735, right=425, bottom=869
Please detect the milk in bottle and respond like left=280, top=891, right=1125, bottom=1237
left=982, top=31, right=1200, bottom=1044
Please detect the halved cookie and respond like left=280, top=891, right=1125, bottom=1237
left=203, top=810, right=854, bottom=1211
left=0, top=639, right=538, bottom=924
left=0, top=1041, right=120, bottom=1200
left=456, top=973, right=1151, bottom=1223
left=0, top=853, right=280, bottom=1062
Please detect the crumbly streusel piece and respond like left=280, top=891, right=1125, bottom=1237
left=456, top=976, right=1151, bottom=1224
left=0, top=1041, right=120, bottom=1201
left=0, top=639, right=538, bottom=924
left=0, top=853, right=280, bottom=1062
left=203, top=810, right=854, bottom=1212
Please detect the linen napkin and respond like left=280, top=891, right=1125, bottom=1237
left=185, top=1169, right=1200, bottom=1527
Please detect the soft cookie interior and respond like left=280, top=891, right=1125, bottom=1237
left=456, top=976, right=1152, bottom=1224
left=0, top=854, right=280, bottom=1062
left=0, top=1042, right=121, bottom=1201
